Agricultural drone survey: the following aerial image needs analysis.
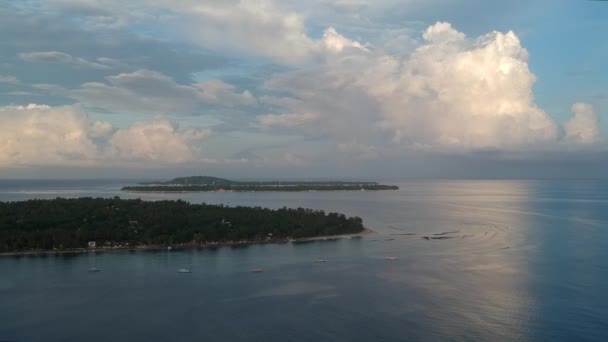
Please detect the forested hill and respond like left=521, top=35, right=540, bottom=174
left=0, top=198, right=364, bottom=253
left=140, top=176, right=235, bottom=186
left=140, top=176, right=382, bottom=186
left=125, top=176, right=399, bottom=192
left=123, top=184, right=399, bottom=192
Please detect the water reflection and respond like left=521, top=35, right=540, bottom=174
left=366, top=180, right=535, bottom=340
left=1, top=180, right=607, bottom=341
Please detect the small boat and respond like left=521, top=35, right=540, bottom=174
left=167, top=246, right=172, bottom=251
left=177, top=268, right=192, bottom=273
left=250, top=268, right=264, bottom=273
left=314, top=259, right=327, bottom=263
left=88, top=267, right=101, bottom=272
left=385, top=257, right=398, bottom=260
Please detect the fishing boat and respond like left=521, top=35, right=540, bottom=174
left=314, top=259, right=327, bottom=263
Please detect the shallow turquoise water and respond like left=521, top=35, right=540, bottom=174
left=1, top=180, right=607, bottom=341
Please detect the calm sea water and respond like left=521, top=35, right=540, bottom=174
left=1, top=179, right=607, bottom=341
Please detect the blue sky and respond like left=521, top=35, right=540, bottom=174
left=0, top=0, right=606, bottom=179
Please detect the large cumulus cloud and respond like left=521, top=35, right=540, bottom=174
left=263, top=22, right=600, bottom=154
left=377, top=22, right=559, bottom=149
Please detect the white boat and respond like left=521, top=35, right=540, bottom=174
left=88, top=267, right=101, bottom=272
left=385, top=257, right=398, bottom=260
left=177, top=268, right=192, bottom=273
left=314, top=259, right=327, bottom=263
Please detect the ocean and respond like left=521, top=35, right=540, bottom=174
left=0, top=179, right=607, bottom=341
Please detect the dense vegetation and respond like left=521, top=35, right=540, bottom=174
left=143, top=176, right=388, bottom=187
left=140, top=176, right=236, bottom=186
left=123, top=184, right=399, bottom=192
left=0, top=197, right=364, bottom=253
left=125, top=176, right=399, bottom=192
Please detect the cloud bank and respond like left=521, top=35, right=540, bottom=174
left=0, top=104, right=212, bottom=167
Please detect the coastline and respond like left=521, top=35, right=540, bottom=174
left=0, top=228, right=375, bottom=257
left=121, top=189, right=396, bottom=193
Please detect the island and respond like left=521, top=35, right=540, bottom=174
left=0, top=197, right=365, bottom=254
left=122, top=176, right=399, bottom=192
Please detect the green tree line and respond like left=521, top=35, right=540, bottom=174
left=122, top=184, right=399, bottom=192
left=0, top=197, right=364, bottom=252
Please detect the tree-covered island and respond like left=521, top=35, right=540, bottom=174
left=123, top=176, right=399, bottom=192
left=0, top=197, right=365, bottom=254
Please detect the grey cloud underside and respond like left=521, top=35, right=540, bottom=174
left=3, top=149, right=608, bottom=180
left=33, top=69, right=257, bottom=119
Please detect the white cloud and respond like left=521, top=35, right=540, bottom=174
left=0, top=75, right=18, bottom=84
left=89, top=120, right=114, bottom=138
left=565, top=103, right=600, bottom=144
left=322, top=27, right=367, bottom=53
left=257, top=112, right=320, bottom=128
left=422, top=21, right=465, bottom=43
left=265, top=22, right=571, bottom=151
left=195, top=80, right=256, bottom=105
left=168, top=0, right=318, bottom=64
left=18, top=51, right=113, bottom=70
left=106, top=120, right=211, bottom=164
left=0, top=104, right=213, bottom=166
left=181, top=1, right=368, bottom=62
left=378, top=23, right=559, bottom=149
left=68, top=0, right=366, bottom=64
left=0, top=104, right=98, bottom=166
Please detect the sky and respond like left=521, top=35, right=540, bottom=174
left=0, top=0, right=606, bottom=180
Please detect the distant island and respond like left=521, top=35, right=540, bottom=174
left=122, top=176, right=399, bottom=192
left=0, top=197, right=365, bottom=254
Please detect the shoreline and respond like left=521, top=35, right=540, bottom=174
left=121, top=189, right=396, bottom=193
left=0, top=228, right=375, bottom=257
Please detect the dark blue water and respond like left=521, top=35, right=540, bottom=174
left=1, top=180, right=607, bottom=341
